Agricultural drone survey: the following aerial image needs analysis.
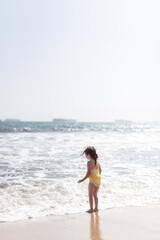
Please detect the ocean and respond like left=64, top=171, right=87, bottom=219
left=0, top=121, right=160, bottom=222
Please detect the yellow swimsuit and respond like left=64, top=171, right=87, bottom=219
left=89, top=165, right=101, bottom=187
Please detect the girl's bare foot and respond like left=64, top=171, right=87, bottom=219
left=86, top=209, right=93, bottom=213
left=93, top=208, right=99, bottom=212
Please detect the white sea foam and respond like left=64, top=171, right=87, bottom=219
left=0, top=124, right=160, bottom=222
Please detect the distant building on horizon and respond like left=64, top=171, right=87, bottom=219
left=52, top=118, right=77, bottom=123
left=115, top=119, right=132, bottom=124
left=4, top=119, right=21, bottom=122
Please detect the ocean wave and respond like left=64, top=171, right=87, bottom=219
left=0, top=128, right=160, bottom=222
left=0, top=121, right=160, bottom=133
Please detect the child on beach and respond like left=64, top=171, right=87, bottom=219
left=78, top=146, right=102, bottom=213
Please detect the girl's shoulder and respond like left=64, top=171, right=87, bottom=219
left=88, top=160, right=100, bottom=168
left=88, top=160, right=95, bottom=168
left=89, top=159, right=95, bottom=165
left=94, top=160, right=100, bottom=168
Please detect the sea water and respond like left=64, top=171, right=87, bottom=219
left=0, top=121, right=160, bottom=222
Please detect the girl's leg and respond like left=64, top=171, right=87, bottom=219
left=86, top=182, right=95, bottom=213
left=93, top=187, right=99, bottom=211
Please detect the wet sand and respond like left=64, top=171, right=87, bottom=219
left=0, top=204, right=160, bottom=240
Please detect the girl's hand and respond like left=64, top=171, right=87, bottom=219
left=78, top=179, right=83, bottom=183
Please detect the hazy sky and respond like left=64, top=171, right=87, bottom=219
left=0, top=0, right=160, bottom=122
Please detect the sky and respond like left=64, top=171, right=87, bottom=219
left=0, top=0, right=160, bottom=122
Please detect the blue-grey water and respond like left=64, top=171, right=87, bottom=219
left=0, top=121, right=160, bottom=222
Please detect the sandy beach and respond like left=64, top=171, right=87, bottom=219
left=0, top=204, right=160, bottom=240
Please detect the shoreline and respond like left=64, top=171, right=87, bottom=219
left=0, top=203, right=160, bottom=240
left=0, top=203, right=158, bottom=224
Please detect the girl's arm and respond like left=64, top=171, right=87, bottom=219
left=78, top=162, right=91, bottom=183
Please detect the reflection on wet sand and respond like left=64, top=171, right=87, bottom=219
left=90, top=212, right=104, bottom=240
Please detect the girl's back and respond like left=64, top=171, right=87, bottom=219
left=90, top=160, right=101, bottom=174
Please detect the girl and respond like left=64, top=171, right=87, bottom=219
left=78, top=146, right=102, bottom=213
